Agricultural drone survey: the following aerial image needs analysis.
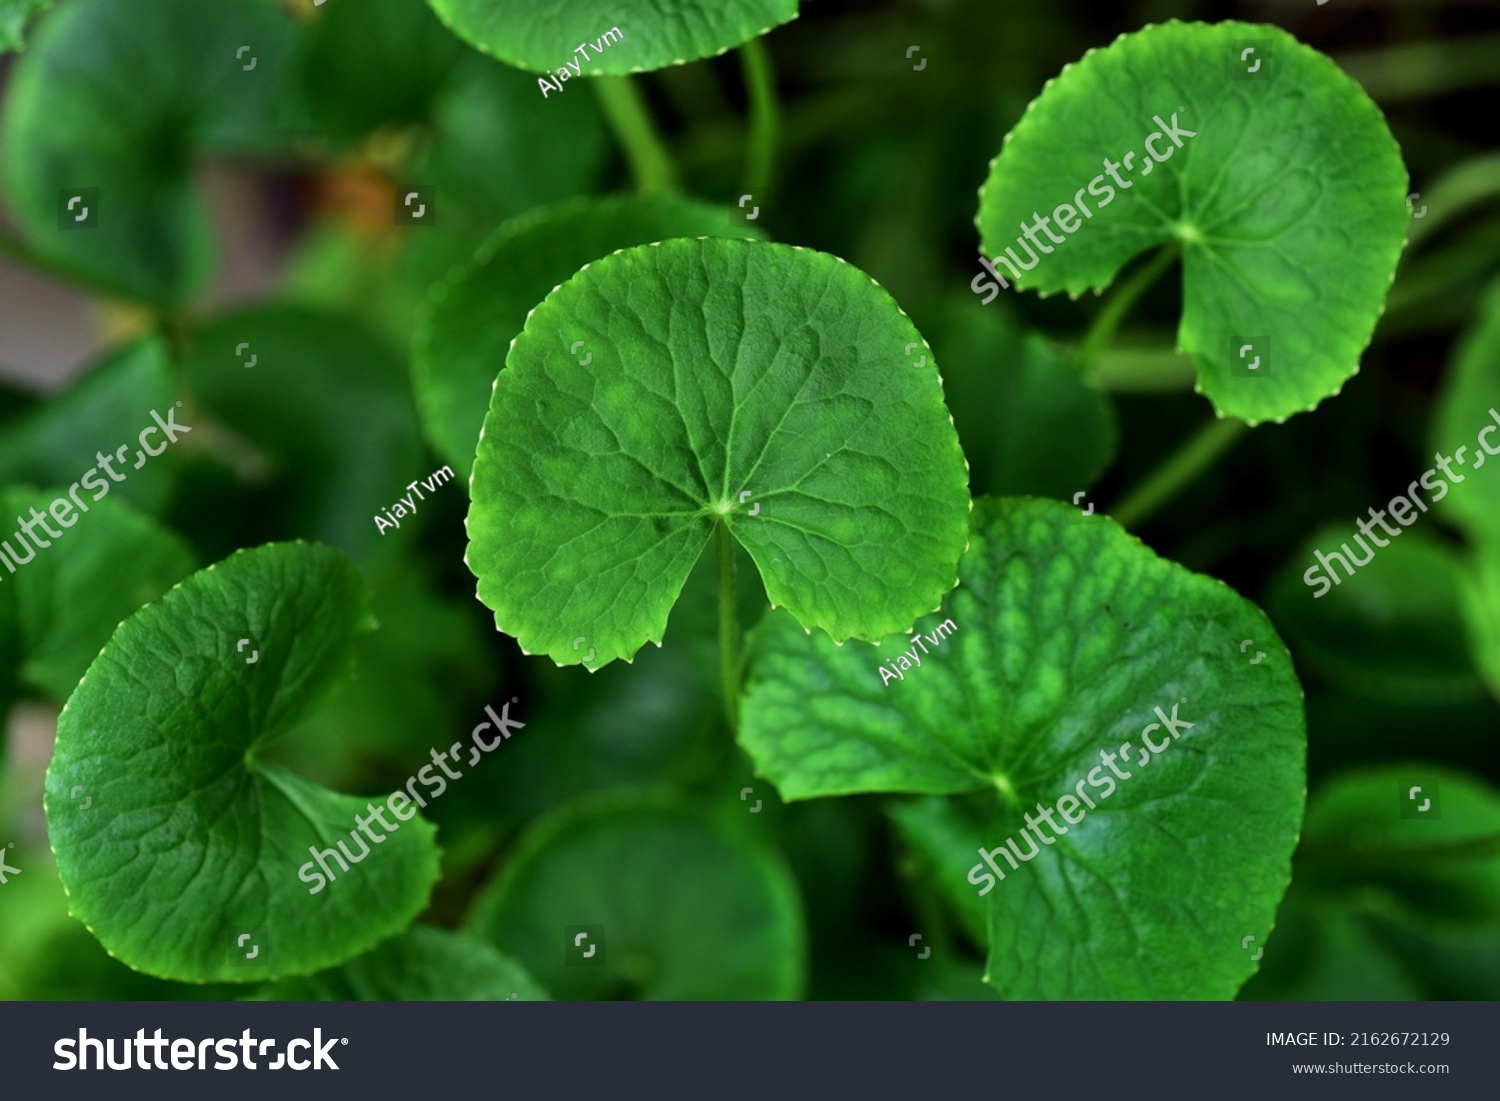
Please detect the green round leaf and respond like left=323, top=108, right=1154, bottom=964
left=466, top=237, right=971, bottom=668
left=2, top=0, right=300, bottom=303
left=976, top=21, right=1408, bottom=425
left=44, top=542, right=441, bottom=982
left=0, top=487, right=195, bottom=701
left=256, top=926, right=549, bottom=1001
left=185, top=307, right=425, bottom=566
left=415, top=194, right=765, bottom=476
left=741, top=497, right=1306, bottom=999
left=426, top=0, right=797, bottom=75
left=468, top=794, right=805, bottom=999
left=1431, top=278, right=1500, bottom=544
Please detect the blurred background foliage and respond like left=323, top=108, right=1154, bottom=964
left=1, top=0, right=1498, bottom=1000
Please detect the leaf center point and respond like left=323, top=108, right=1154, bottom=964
left=1172, top=221, right=1203, bottom=246
left=990, top=772, right=1018, bottom=804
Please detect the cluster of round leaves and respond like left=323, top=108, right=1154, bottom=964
left=36, top=15, right=1408, bottom=998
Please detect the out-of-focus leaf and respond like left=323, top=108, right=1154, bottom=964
left=0, top=851, right=237, bottom=1000
left=468, top=793, right=805, bottom=999
left=280, top=565, right=494, bottom=787
left=887, top=795, right=991, bottom=948
left=1298, top=764, right=1500, bottom=929
left=0, top=337, right=176, bottom=515
left=932, top=299, right=1115, bottom=499
left=418, top=58, right=607, bottom=231
left=0, top=0, right=49, bottom=54
left=1, top=0, right=300, bottom=302
left=184, top=307, right=425, bottom=567
left=1237, top=897, right=1421, bottom=1001
left=298, top=0, right=464, bottom=141
left=255, top=926, right=548, bottom=1000
left=0, top=487, right=194, bottom=701
left=1270, top=528, right=1481, bottom=705
left=1431, top=278, right=1500, bottom=544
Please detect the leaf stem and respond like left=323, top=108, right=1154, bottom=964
left=1077, top=243, right=1178, bottom=373
left=716, top=520, right=741, bottom=734
left=1089, top=346, right=1197, bottom=393
left=592, top=75, right=678, bottom=193
left=739, top=37, right=779, bottom=194
left=1111, top=417, right=1248, bottom=530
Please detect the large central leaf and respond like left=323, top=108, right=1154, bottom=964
left=977, top=21, right=1408, bottom=424
left=740, top=497, right=1307, bottom=998
left=466, top=237, right=971, bottom=668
